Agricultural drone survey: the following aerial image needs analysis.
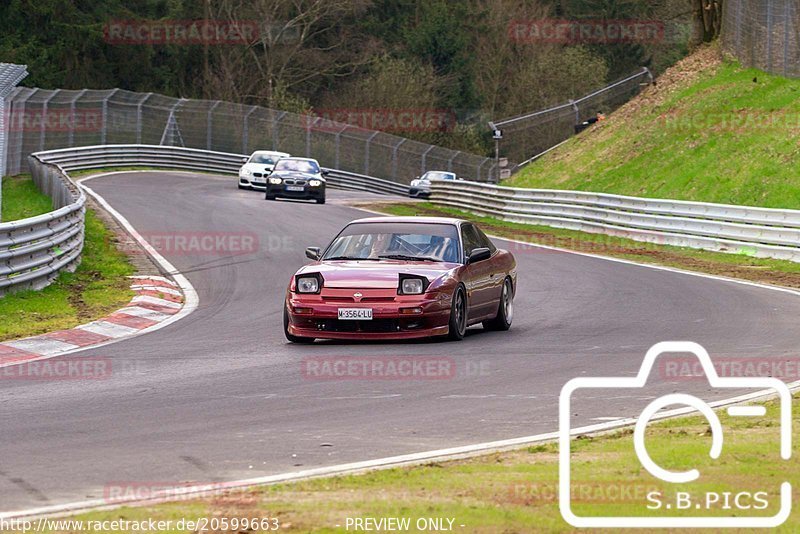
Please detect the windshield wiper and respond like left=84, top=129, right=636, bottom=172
left=378, top=254, right=437, bottom=262
left=325, top=256, right=380, bottom=261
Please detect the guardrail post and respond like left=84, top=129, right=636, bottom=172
left=364, top=131, right=379, bottom=175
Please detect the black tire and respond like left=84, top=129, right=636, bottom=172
left=284, top=307, right=314, bottom=344
left=266, top=194, right=276, bottom=201
left=447, top=285, right=468, bottom=341
left=483, top=277, right=513, bottom=331
left=316, top=197, right=326, bottom=204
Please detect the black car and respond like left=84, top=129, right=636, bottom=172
left=265, top=157, right=327, bottom=204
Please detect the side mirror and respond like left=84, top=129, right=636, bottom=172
left=305, top=247, right=321, bottom=260
left=467, top=247, right=491, bottom=264
left=241, top=157, right=248, bottom=164
left=321, top=169, right=330, bottom=177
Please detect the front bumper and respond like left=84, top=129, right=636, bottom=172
left=239, top=175, right=267, bottom=190
left=408, top=187, right=431, bottom=198
left=286, top=289, right=451, bottom=340
left=267, top=183, right=325, bottom=201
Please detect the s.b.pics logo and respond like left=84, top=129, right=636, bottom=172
left=559, top=342, right=792, bottom=528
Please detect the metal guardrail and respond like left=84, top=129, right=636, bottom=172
left=430, top=180, right=800, bottom=262
left=2, top=144, right=406, bottom=296
left=1, top=156, right=85, bottom=296
left=33, top=144, right=409, bottom=196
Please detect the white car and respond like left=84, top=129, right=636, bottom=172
left=238, top=150, right=291, bottom=190
left=408, top=171, right=458, bottom=198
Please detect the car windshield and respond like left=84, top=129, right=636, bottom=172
left=323, top=222, right=460, bottom=263
left=249, top=154, right=282, bottom=164
left=274, top=159, right=320, bottom=173
left=422, top=172, right=455, bottom=181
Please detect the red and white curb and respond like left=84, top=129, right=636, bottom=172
left=0, top=276, right=184, bottom=369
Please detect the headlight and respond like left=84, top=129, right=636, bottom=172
left=296, top=275, right=321, bottom=294
left=398, top=275, right=428, bottom=295
left=241, top=168, right=252, bottom=176
left=309, top=179, right=322, bottom=187
left=269, top=177, right=283, bottom=185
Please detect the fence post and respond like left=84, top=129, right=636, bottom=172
left=334, top=124, right=348, bottom=171
left=364, top=131, right=379, bottom=175
left=68, top=90, right=86, bottom=147
left=476, top=158, right=487, bottom=182
left=100, top=88, right=118, bottom=146
left=207, top=100, right=221, bottom=151
left=421, top=145, right=434, bottom=175
left=569, top=99, right=579, bottom=123
left=767, top=0, right=774, bottom=71
left=447, top=150, right=460, bottom=173
left=136, top=93, right=152, bottom=144
left=391, top=138, right=406, bottom=181
left=784, top=1, right=790, bottom=77
left=39, top=89, right=58, bottom=152
left=273, top=111, right=286, bottom=151
left=242, top=105, right=256, bottom=154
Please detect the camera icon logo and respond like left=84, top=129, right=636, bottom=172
left=559, top=341, right=792, bottom=528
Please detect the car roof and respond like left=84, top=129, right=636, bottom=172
left=346, top=216, right=465, bottom=226
left=278, top=156, right=319, bottom=162
left=251, top=150, right=289, bottom=156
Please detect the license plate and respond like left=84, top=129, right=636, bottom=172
left=286, top=185, right=305, bottom=192
left=338, top=308, right=373, bottom=320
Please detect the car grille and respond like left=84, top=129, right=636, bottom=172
left=253, top=172, right=263, bottom=178
left=283, top=178, right=308, bottom=186
left=323, top=296, right=395, bottom=303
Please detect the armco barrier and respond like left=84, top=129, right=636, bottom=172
left=1, top=157, right=85, bottom=296
left=430, top=180, right=800, bottom=262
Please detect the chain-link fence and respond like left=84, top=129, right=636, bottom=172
left=0, top=63, right=29, bottom=219
left=723, top=0, right=800, bottom=78
left=490, top=68, right=653, bottom=167
left=4, top=88, right=494, bottom=183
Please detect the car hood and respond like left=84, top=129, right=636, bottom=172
left=296, top=260, right=459, bottom=289
left=242, top=163, right=275, bottom=172
left=271, top=170, right=323, bottom=181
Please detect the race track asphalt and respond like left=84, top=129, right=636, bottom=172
left=1, top=171, right=799, bottom=511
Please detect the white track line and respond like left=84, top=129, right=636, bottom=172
left=5, top=173, right=798, bottom=520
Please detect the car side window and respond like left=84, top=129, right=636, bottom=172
left=474, top=226, right=496, bottom=253
left=460, top=224, right=481, bottom=261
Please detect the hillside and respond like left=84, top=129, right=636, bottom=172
left=509, top=46, right=800, bottom=210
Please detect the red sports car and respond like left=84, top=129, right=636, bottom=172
left=283, top=216, right=517, bottom=342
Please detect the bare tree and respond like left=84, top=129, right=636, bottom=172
left=205, top=0, right=378, bottom=107
left=694, top=0, right=723, bottom=42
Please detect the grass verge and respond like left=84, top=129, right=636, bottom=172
left=0, top=176, right=135, bottom=341
left=509, top=47, right=800, bottom=210
left=356, top=201, right=800, bottom=290
left=36, top=394, right=799, bottom=533
left=1, top=174, right=53, bottom=221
